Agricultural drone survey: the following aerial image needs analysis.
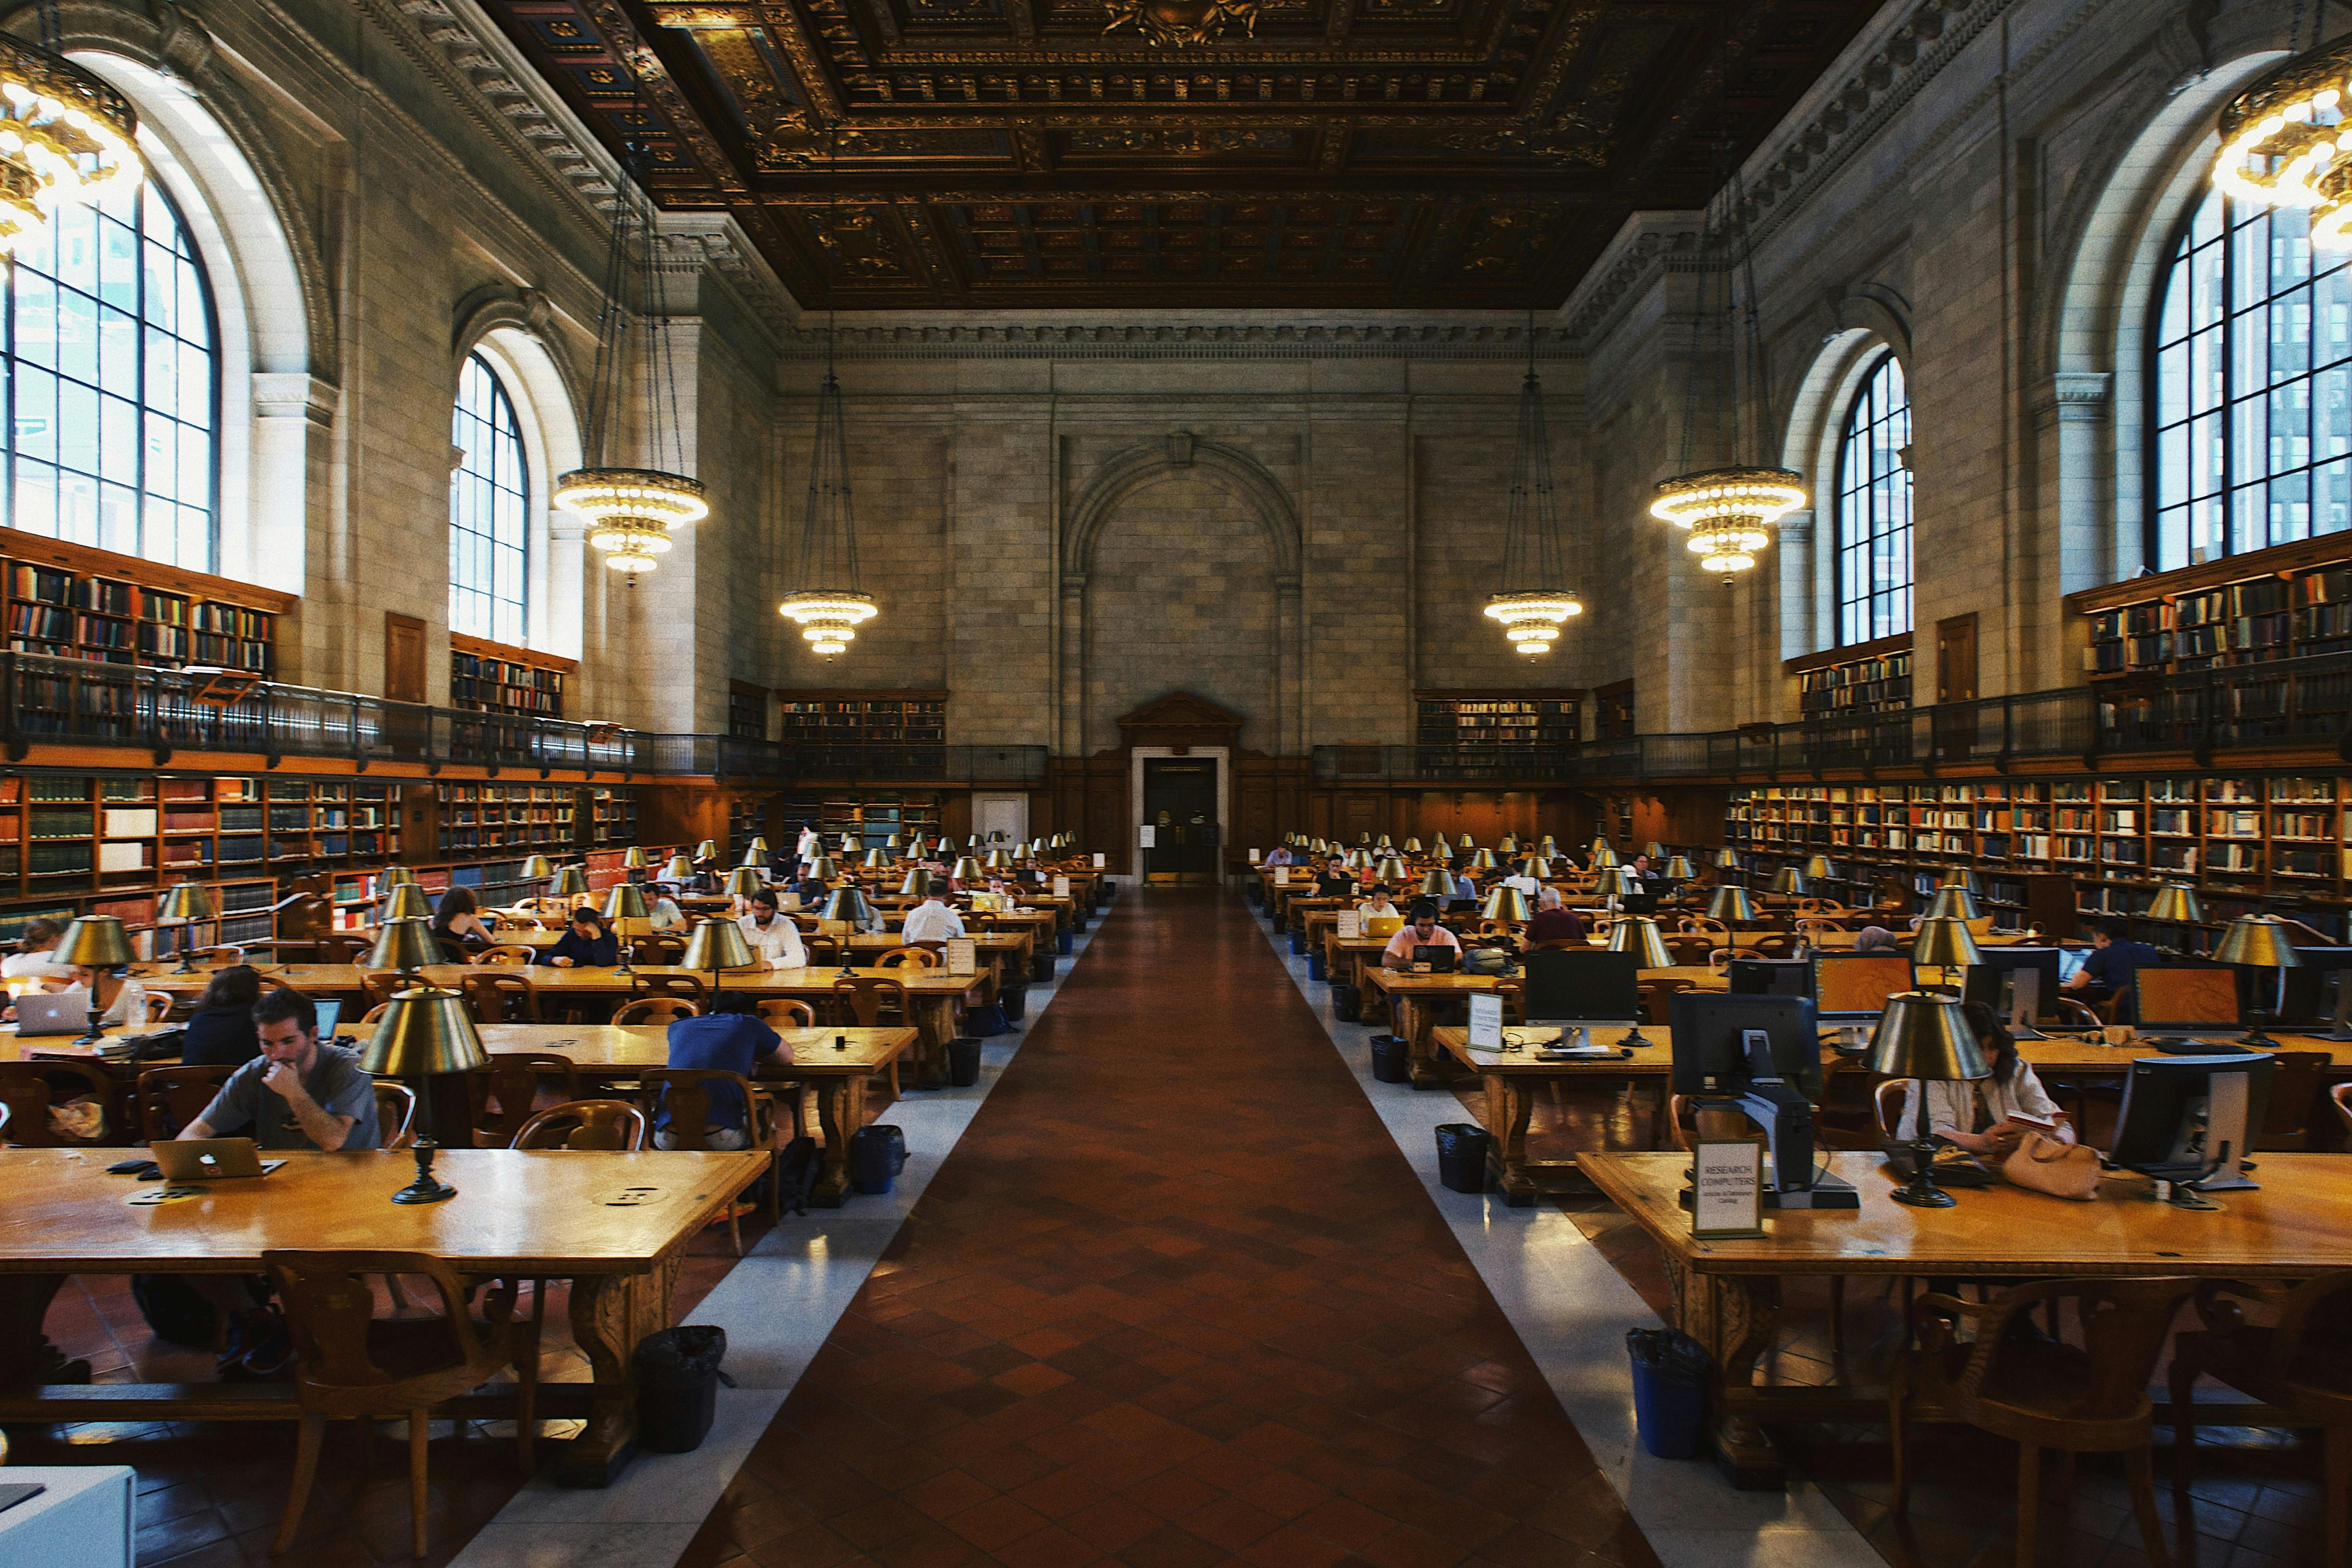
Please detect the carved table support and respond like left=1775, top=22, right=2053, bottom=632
left=560, top=1254, right=685, bottom=1488
left=1665, top=1255, right=1786, bottom=1489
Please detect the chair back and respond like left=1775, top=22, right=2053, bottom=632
left=803, top=934, right=842, bottom=967
left=262, top=1250, right=507, bottom=1401
left=137, top=1064, right=237, bottom=1141
left=756, top=999, right=816, bottom=1029
left=314, top=934, right=372, bottom=965
left=489, top=913, right=544, bottom=933
left=2191, top=1271, right=2352, bottom=1380
left=0, top=1061, right=116, bottom=1146
left=2334, top=1081, right=2352, bottom=1141
left=512, top=1099, right=646, bottom=1151
left=831, top=975, right=909, bottom=1027
left=1636, top=978, right=1696, bottom=1026
left=1874, top=1078, right=1910, bottom=1139
left=476, top=1052, right=579, bottom=1139
left=460, top=972, right=539, bottom=1025
left=874, top=946, right=938, bottom=970
left=191, top=944, right=247, bottom=968
left=1708, top=946, right=1764, bottom=974
left=373, top=1080, right=417, bottom=1148
left=359, top=1002, right=392, bottom=1026
left=1931, top=1277, right=2195, bottom=1428
left=629, top=972, right=706, bottom=1004
left=474, top=945, right=538, bottom=967
left=613, top=997, right=699, bottom=1026
left=634, top=934, right=686, bottom=967
left=635, top=1068, right=766, bottom=1151
left=360, top=971, right=407, bottom=1008
left=2258, top=1051, right=2331, bottom=1152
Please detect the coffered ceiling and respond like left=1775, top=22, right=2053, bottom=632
left=482, top=0, right=1882, bottom=307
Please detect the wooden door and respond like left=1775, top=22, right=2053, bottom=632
left=384, top=613, right=427, bottom=704
left=1934, top=613, right=1979, bottom=760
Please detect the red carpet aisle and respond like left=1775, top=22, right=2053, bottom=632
left=683, top=886, right=1658, bottom=1568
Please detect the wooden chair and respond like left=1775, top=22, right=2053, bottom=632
left=2256, top=1051, right=2331, bottom=1151
left=360, top=971, right=407, bottom=1009
left=473, top=945, right=538, bottom=967
left=1874, top=1078, right=1910, bottom=1139
left=460, top=971, right=539, bottom=1026
left=511, top=1099, right=646, bottom=1151
left=2334, top=1081, right=2352, bottom=1142
left=136, top=1065, right=237, bottom=1141
left=803, top=935, right=842, bottom=968
left=613, top=997, right=699, bottom=1026
left=373, top=1081, right=416, bottom=1149
left=628, top=973, right=705, bottom=1005
left=139, top=992, right=174, bottom=1023
left=1707, top=947, right=1764, bottom=973
left=1891, top=1277, right=2196, bottom=1568
left=2170, top=1272, right=2352, bottom=1564
left=1750, top=932, right=1801, bottom=959
left=633, top=1069, right=777, bottom=1255
left=311, top=933, right=372, bottom=965
left=488, top=913, right=544, bottom=933
left=264, top=1250, right=539, bottom=1559
left=634, top=933, right=686, bottom=967
left=1636, top=978, right=1696, bottom=1025
left=756, top=999, right=815, bottom=1029
left=874, top=946, right=939, bottom=970
left=832, top=976, right=911, bottom=1099
left=359, top=1003, right=392, bottom=1026
left=189, top=944, right=246, bottom=968
left=0, top=1061, right=116, bottom=1146
left=473, top=1053, right=580, bottom=1145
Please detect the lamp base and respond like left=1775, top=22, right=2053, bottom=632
left=390, top=1139, right=457, bottom=1205
left=1888, top=1139, right=1957, bottom=1208
left=73, top=1006, right=106, bottom=1049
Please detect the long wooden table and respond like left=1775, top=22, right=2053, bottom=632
left=1578, top=1149, right=2352, bottom=1490
left=1432, top=1024, right=1667, bottom=1204
left=0, top=1146, right=765, bottom=1484
left=474, top=1023, right=919, bottom=1206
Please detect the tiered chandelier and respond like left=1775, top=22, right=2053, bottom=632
left=2211, top=15, right=2352, bottom=247
left=0, top=28, right=139, bottom=254
left=554, top=121, right=704, bottom=576
left=1482, top=339, right=1583, bottom=655
left=1651, top=153, right=1806, bottom=579
left=779, top=126, right=877, bottom=658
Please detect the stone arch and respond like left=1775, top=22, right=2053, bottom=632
left=451, top=298, right=588, bottom=659
left=1058, top=435, right=1304, bottom=757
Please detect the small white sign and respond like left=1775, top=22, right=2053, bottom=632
left=1273, top=866, right=1290, bottom=885
left=1692, top=1139, right=1767, bottom=1238
left=1139, top=825, right=1157, bottom=847
left=1335, top=910, right=1361, bottom=939
left=1053, top=876, right=1070, bottom=897
left=1468, top=992, right=1503, bottom=1051
left=945, top=937, right=979, bottom=975
left=1248, top=847, right=1262, bottom=863
left=1092, top=853, right=1106, bottom=869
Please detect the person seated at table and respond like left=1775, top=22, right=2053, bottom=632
left=1314, top=857, right=1354, bottom=897
left=430, top=886, right=494, bottom=962
left=59, top=960, right=151, bottom=1026
left=1525, top=887, right=1588, bottom=946
left=648, top=889, right=688, bottom=930
left=1382, top=904, right=1463, bottom=970
left=1501, top=864, right=1542, bottom=898
left=182, top=989, right=380, bottom=1152
left=2, top=918, right=69, bottom=980
left=1895, top=1000, right=2070, bottom=1159
left=1448, top=867, right=1482, bottom=903
left=793, top=863, right=832, bottom=906
left=183, top=965, right=265, bottom=1068
left=1854, top=925, right=1903, bottom=955
left=901, top=889, right=966, bottom=944
left=1625, top=854, right=1655, bottom=883
left=796, top=823, right=821, bottom=859
left=541, top=906, right=621, bottom=968
left=1357, top=886, right=1401, bottom=923
left=1263, top=844, right=1294, bottom=868
left=657, top=994, right=783, bottom=1150
left=736, top=888, right=808, bottom=968
left=2063, top=918, right=2160, bottom=1010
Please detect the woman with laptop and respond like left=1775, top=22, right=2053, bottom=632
left=58, top=957, right=151, bottom=1027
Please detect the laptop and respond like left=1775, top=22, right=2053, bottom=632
left=149, top=1138, right=286, bottom=1180
left=14, top=992, right=94, bottom=1036
left=2132, top=967, right=2244, bottom=1038
left=1364, top=915, right=1404, bottom=938
left=313, top=998, right=344, bottom=1041
left=1412, top=945, right=1458, bottom=974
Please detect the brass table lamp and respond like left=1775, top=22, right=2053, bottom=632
left=1591, top=845, right=1620, bottom=870
left=983, top=849, right=1013, bottom=870
left=1480, top=886, right=1531, bottom=924
left=1664, top=855, right=1694, bottom=881
left=602, top=883, right=649, bottom=974
left=682, top=916, right=758, bottom=998
left=517, top=855, right=554, bottom=882
left=550, top=866, right=589, bottom=905
left=2147, top=884, right=2204, bottom=954
left=1644, top=841, right=1666, bottom=860
left=950, top=856, right=984, bottom=883
left=693, top=839, right=720, bottom=862
left=1924, top=886, right=1981, bottom=922
left=1432, top=835, right=1451, bottom=856
left=380, top=882, right=432, bottom=923
left=817, top=889, right=871, bottom=972
left=1707, top=886, right=1756, bottom=924
left=2215, top=914, right=2303, bottom=1046
left=804, top=855, right=839, bottom=882
left=361, top=986, right=488, bottom=1205
left=723, top=867, right=764, bottom=899
left=1911, top=917, right=1982, bottom=991
left=741, top=844, right=771, bottom=870
left=55, top=915, right=135, bottom=1046
left=157, top=882, right=216, bottom=974
left=860, top=848, right=888, bottom=870
left=1403, top=837, right=1424, bottom=855
left=378, top=866, right=419, bottom=889
left=1607, top=916, right=1672, bottom=970
left=1770, top=868, right=1809, bottom=897
left=1713, top=847, right=1741, bottom=870
left=365, top=918, right=442, bottom=985
left=1374, top=856, right=1409, bottom=883
left=1376, top=834, right=1394, bottom=850
left=1803, top=855, right=1838, bottom=882
left=901, top=868, right=934, bottom=898
left=1938, top=868, right=1984, bottom=896
left=1417, top=870, right=1453, bottom=900
left=622, top=846, right=648, bottom=871
left=1866, top=991, right=1991, bottom=1208
left=661, top=853, right=694, bottom=882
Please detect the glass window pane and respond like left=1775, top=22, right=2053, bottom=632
left=448, top=352, right=531, bottom=647
left=1832, top=352, right=1912, bottom=649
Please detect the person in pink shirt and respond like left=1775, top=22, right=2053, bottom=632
left=1381, top=906, right=1463, bottom=970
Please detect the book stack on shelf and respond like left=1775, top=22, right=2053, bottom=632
left=435, top=783, right=579, bottom=855
left=777, top=691, right=949, bottom=751
left=448, top=634, right=571, bottom=720
left=782, top=792, right=943, bottom=851
left=1790, top=634, right=1913, bottom=719
left=1595, top=682, right=1635, bottom=740
left=1411, top=691, right=1579, bottom=778
left=0, top=537, right=286, bottom=681
left=589, top=788, right=635, bottom=847
left=729, top=684, right=767, bottom=740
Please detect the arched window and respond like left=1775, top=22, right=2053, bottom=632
left=1835, top=353, right=1913, bottom=645
left=4, top=178, right=217, bottom=568
left=449, top=353, right=529, bottom=647
left=2153, top=187, right=2352, bottom=570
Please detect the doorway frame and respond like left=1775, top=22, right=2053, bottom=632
left=1131, top=747, right=1228, bottom=874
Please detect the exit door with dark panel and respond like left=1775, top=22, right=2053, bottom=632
left=1143, top=760, right=1219, bottom=879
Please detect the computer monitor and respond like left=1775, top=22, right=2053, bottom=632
left=1411, top=945, right=1458, bottom=974
left=2056, top=947, right=2090, bottom=987
left=2109, top=1052, right=2276, bottom=1203
left=1961, top=948, right=2065, bottom=1024
left=2277, top=946, right=2352, bottom=1021
left=1521, top=948, right=1642, bottom=1024
left=1667, top=992, right=1824, bottom=1098
left=313, top=999, right=343, bottom=1040
left=1727, top=959, right=1811, bottom=998
left=2133, top=967, right=2243, bottom=1033
left=1811, top=954, right=1914, bottom=1021
left=1619, top=892, right=1659, bottom=916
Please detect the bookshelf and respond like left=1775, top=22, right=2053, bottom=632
left=428, top=783, right=638, bottom=858
left=2070, top=536, right=2352, bottom=679
left=0, top=531, right=288, bottom=675
left=780, top=791, right=943, bottom=852
left=1595, top=681, right=1636, bottom=740
left=777, top=691, right=948, bottom=747
left=1411, top=690, right=1580, bottom=777
left=729, top=683, right=768, bottom=740
left=1789, top=633, right=1912, bottom=719
left=448, top=632, right=571, bottom=719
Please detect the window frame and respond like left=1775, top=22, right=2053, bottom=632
left=447, top=350, right=532, bottom=648
left=1832, top=349, right=1914, bottom=648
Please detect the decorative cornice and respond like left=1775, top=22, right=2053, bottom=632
left=769, top=320, right=1582, bottom=360
left=394, top=0, right=624, bottom=212
left=1554, top=215, right=1704, bottom=346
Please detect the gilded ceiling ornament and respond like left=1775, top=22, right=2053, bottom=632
left=1101, top=0, right=1260, bottom=49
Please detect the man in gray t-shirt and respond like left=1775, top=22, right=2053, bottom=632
left=184, top=989, right=380, bottom=1151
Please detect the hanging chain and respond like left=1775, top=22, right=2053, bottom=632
left=796, top=122, right=858, bottom=590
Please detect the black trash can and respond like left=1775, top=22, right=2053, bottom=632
left=633, top=1325, right=727, bottom=1453
left=1290, top=929, right=1308, bottom=955
left=1329, top=981, right=1361, bottom=1021
left=1032, top=952, right=1056, bottom=982
left=1626, top=1329, right=1712, bottom=1459
left=1000, top=981, right=1029, bottom=1023
left=1370, top=1034, right=1411, bottom=1084
left=1435, top=1124, right=1491, bottom=1193
left=850, top=1125, right=906, bottom=1194
left=948, top=1037, right=983, bottom=1087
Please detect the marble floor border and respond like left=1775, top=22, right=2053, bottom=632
left=447, top=891, right=1123, bottom=1568
left=1249, top=895, right=1884, bottom=1568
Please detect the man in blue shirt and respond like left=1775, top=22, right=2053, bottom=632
left=2065, top=918, right=2161, bottom=1011
left=655, top=993, right=783, bottom=1150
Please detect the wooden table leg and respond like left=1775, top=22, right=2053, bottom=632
left=809, top=1074, right=868, bottom=1208
left=0, top=1274, right=82, bottom=1388
left=559, top=1256, right=684, bottom=1487
left=1665, top=1257, right=1786, bottom=1490
left=1403, top=998, right=1447, bottom=1090
left=1482, top=1071, right=1540, bottom=1207
left=910, top=998, right=954, bottom=1088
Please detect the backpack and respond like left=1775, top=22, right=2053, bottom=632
left=772, top=1136, right=820, bottom=1217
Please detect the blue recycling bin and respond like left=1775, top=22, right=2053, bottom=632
left=1290, top=930, right=1307, bottom=955
left=1626, top=1329, right=1710, bottom=1459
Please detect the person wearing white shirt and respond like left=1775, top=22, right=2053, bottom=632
left=1501, top=871, right=1541, bottom=898
left=901, top=894, right=966, bottom=944
left=60, top=967, right=151, bottom=1026
left=795, top=825, right=820, bottom=859
left=2, top=918, right=70, bottom=980
left=734, top=890, right=808, bottom=969
left=647, top=893, right=688, bottom=931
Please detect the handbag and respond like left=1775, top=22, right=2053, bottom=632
left=1999, top=1131, right=2102, bottom=1201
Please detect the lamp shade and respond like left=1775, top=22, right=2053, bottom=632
left=1865, top=992, right=1990, bottom=1082
left=1803, top=855, right=1838, bottom=881
left=1595, top=868, right=1640, bottom=897
left=1707, top=886, right=1756, bottom=923
left=804, top=856, right=839, bottom=882
left=1433, top=835, right=1451, bottom=855
left=56, top=915, right=135, bottom=969
left=842, top=834, right=859, bottom=852
left=951, top=857, right=985, bottom=881
left=1924, top=886, right=1981, bottom=921
left=364, top=918, right=442, bottom=974
left=1538, top=836, right=1559, bottom=857
left=1417, top=870, right=1454, bottom=898
left=2214, top=914, right=2303, bottom=968
left=516, top=855, right=553, bottom=881
left=694, top=840, right=720, bottom=862
left=1403, top=837, right=1424, bottom=854
left=1346, top=849, right=1372, bottom=870
left=1376, top=834, right=1394, bottom=849
left=1770, top=868, right=1809, bottom=896
left=551, top=867, right=589, bottom=898
left=1607, top=916, right=1672, bottom=969
left=1591, top=845, right=1620, bottom=870
left=623, top=846, right=649, bottom=870
left=861, top=848, right=887, bottom=870
left=1664, top=856, right=1695, bottom=880
left=741, top=845, right=771, bottom=869
left=747, top=837, right=770, bottom=854
left=1358, top=832, right=1373, bottom=846
left=1498, top=835, right=1520, bottom=856
left=1713, top=846, right=1741, bottom=870
left=1375, top=857, right=1409, bottom=883
left=1592, top=837, right=1608, bottom=854
left=1911, top=917, right=1982, bottom=969
left=1470, top=848, right=1499, bottom=871
left=602, top=883, right=649, bottom=922
left=1458, top=834, right=1478, bottom=849
left=681, top=917, right=757, bottom=972
left=1481, top=886, right=1531, bottom=923
left=882, top=833, right=900, bottom=850
left=817, top=888, right=872, bottom=925
left=380, top=883, right=432, bottom=922
left=2147, top=885, right=2205, bottom=924
left=901, top=868, right=934, bottom=897
left=360, top=987, right=487, bottom=1077
left=662, top=854, right=694, bottom=882
left=966, top=836, right=980, bottom=850
left=983, top=850, right=1012, bottom=870
left=1522, top=856, right=1555, bottom=879
left=157, top=882, right=216, bottom=924
left=379, top=866, right=419, bottom=888
left=1938, top=868, right=1984, bottom=896
left=1644, top=841, right=1666, bottom=859
left=724, top=867, right=765, bottom=898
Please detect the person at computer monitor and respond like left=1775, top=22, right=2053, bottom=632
left=1357, top=886, right=1400, bottom=922
left=1526, top=887, right=1588, bottom=945
left=1894, top=1000, right=2070, bottom=1157
left=2063, top=918, right=2160, bottom=1006
left=1854, top=925, right=1902, bottom=955
left=1315, top=857, right=1354, bottom=897
left=1626, top=854, right=1654, bottom=882
left=1382, top=904, right=1462, bottom=969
